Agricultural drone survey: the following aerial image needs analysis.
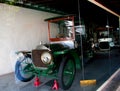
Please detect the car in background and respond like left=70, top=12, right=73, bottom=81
left=94, top=27, right=115, bottom=51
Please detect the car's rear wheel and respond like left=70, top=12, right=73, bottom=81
left=58, top=55, right=76, bottom=90
left=15, top=57, right=35, bottom=82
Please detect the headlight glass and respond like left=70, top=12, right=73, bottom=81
left=41, top=52, right=52, bottom=64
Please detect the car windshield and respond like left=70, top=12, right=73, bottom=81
left=49, top=19, right=74, bottom=39
left=98, top=31, right=109, bottom=38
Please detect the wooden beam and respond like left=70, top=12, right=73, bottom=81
left=88, top=0, right=120, bottom=17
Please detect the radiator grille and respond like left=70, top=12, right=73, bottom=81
left=32, top=50, right=49, bottom=67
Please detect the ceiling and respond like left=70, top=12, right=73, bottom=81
left=18, top=0, right=120, bottom=16
left=0, top=0, right=120, bottom=27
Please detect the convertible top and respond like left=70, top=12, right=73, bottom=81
left=95, top=27, right=113, bottom=31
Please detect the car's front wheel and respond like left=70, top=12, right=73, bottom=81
left=58, top=55, right=76, bottom=90
left=15, top=57, right=35, bottom=82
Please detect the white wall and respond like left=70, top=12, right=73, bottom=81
left=0, top=3, right=59, bottom=75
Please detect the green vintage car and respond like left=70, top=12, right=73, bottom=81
left=15, top=15, right=93, bottom=90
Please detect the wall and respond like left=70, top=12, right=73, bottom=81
left=0, top=3, right=59, bottom=75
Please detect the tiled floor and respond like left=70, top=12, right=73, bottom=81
left=0, top=48, right=120, bottom=91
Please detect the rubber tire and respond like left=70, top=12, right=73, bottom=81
left=58, top=55, right=76, bottom=90
left=15, top=58, right=35, bottom=82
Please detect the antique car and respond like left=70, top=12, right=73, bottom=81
left=15, top=15, right=93, bottom=90
left=94, top=27, right=115, bottom=51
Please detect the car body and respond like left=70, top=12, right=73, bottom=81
left=94, top=27, right=115, bottom=51
left=15, top=15, right=93, bottom=90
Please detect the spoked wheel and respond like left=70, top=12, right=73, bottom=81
left=15, top=57, right=35, bottom=82
left=58, top=55, right=76, bottom=90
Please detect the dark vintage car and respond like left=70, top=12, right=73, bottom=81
left=15, top=15, right=94, bottom=90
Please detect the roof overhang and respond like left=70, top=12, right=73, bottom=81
left=88, top=0, right=120, bottom=17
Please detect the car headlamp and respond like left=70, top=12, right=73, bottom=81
left=41, top=51, right=52, bottom=64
